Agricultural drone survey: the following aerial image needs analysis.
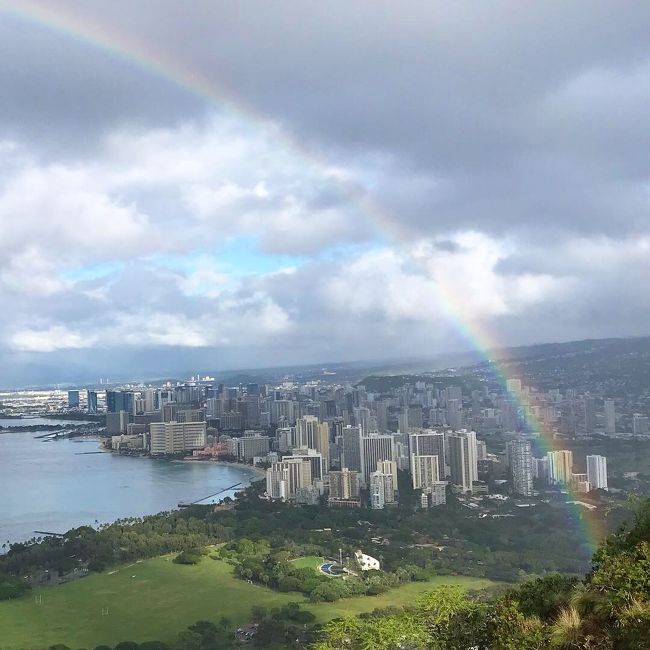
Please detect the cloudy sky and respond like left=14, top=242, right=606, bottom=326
left=1, top=1, right=649, bottom=385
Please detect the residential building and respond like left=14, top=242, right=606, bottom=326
left=448, top=430, right=478, bottom=493
left=586, top=455, right=608, bottom=491
left=506, top=439, right=534, bottom=496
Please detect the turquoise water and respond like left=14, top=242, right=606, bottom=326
left=0, top=429, right=258, bottom=545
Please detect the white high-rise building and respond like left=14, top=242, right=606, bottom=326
left=506, top=439, right=534, bottom=496
left=265, top=457, right=312, bottom=500
left=411, top=455, right=440, bottom=490
left=149, top=421, right=207, bottom=455
left=586, top=455, right=608, bottom=491
left=408, top=430, right=445, bottom=476
left=506, top=378, right=522, bottom=394
left=604, top=399, right=616, bottom=435
left=546, top=450, right=573, bottom=486
left=447, top=430, right=478, bottom=493
left=361, top=433, right=395, bottom=486
left=369, top=460, right=397, bottom=509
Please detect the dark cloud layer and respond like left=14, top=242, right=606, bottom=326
left=0, top=1, right=649, bottom=384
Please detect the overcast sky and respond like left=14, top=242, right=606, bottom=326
left=1, top=1, right=649, bottom=385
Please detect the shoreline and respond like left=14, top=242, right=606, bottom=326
left=1, top=437, right=264, bottom=548
left=171, top=457, right=266, bottom=478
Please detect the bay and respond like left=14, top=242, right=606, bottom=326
left=0, top=430, right=259, bottom=546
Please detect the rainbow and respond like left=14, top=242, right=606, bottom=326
left=0, top=1, right=604, bottom=554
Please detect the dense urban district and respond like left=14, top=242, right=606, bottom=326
left=1, top=337, right=650, bottom=648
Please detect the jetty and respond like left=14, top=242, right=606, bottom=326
left=178, top=482, right=243, bottom=508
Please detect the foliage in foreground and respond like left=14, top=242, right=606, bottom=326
left=315, top=500, right=650, bottom=649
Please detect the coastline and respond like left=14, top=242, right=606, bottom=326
left=171, top=457, right=266, bottom=479
left=1, top=432, right=265, bottom=546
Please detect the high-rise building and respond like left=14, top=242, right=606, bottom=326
left=238, top=431, right=272, bottom=461
left=265, top=457, right=312, bottom=500
left=106, top=410, right=130, bottom=435
left=106, top=390, right=135, bottom=415
left=270, top=400, right=295, bottom=425
left=447, top=430, right=478, bottom=493
left=361, top=433, right=395, bottom=485
left=420, top=482, right=447, bottom=508
left=546, top=450, right=573, bottom=485
left=397, top=409, right=410, bottom=434
left=506, top=439, right=533, bottom=496
left=446, top=399, right=463, bottom=429
left=586, top=455, right=608, bottom=491
left=87, top=390, right=98, bottom=414
left=295, top=416, right=330, bottom=470
left=369, top=460, right=397, bottom=509
left=353, top=406, right=371, bottom=434
left=408, top=405, right=423, bottom=429
left=149, top=421, right=207, bottom=455
left=604, top=399, right=616, bottom=434
left=287, top=447, right=325, bottom=481
left=408, top=430, right=445, bottom=476
left=341, top=426, right=362, bottom=472
left=328, top=468, right=360, bottom=501
left=410, top=455, right=440, bottom=490
left=67, top=390, right=80, bottom=409
left=374, top=401, right=388, bottom=433
left=633, top=414, right=649, bottom=436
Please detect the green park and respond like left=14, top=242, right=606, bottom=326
left=0, top=553, right=492, bottom=649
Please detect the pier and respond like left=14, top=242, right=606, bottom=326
left=178, top=482, right=243, bottom=507
left=34, top=531, right=65, bottom=537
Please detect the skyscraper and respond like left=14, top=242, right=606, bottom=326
left=266, top=457, right=312, bottom=500
left=410, top=454, right=440, bottom=489
left=369, top=460, right=397, bottom=509
left=353, top=406, right=371, bottom=434
left=341, top=426, right=362, bottom=472
left=506, top=439, right=533, bottom=496
left=546, top=450, right=573, bottom=486
left=87, top=390, right=98, bottom=414
left=633, top=414, right=649, bottom=436
left=446, top=399, right=463, bottom=430
left=409, top=430, right=445, bottom=477
left=586, top=455, right=608, bottom=491
left=67, top=390, right=80, bottom=409
left=361, top=433, right=395, bottom=485
left=448, top=430, right=478, bottom=493
left=329, top=468, right=360, bottom=501
left=583, top=396, right=596, bottom=433
left=295, top=416, right=330, bottom=470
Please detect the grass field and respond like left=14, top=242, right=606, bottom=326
left=290, top=555, right=326, bottom=570
left=0, top=555, right=494, bottom=650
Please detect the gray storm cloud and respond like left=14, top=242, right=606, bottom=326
left=0, top=1, right=649, bottom=384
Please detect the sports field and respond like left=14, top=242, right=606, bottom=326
left=0, top=555, right=493, bottom=649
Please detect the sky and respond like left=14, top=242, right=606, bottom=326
left=1, top=1, right=649, bottom=385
